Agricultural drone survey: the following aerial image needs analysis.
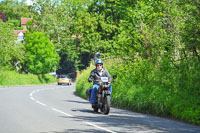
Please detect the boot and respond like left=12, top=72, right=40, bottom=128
left=92, top=103, right=96, bottom=108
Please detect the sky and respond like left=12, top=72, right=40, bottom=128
left=0, top=0, right=34, bottom=5
left=26, top=0, right=34, bottom=5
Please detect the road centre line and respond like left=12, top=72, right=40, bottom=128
left=30, top=89, right=48, bottom=107
left=30, top=97, right=35, bottom=101
left=85, top=122, right=117, bottom=133
left=35, top=101, right=47, bottom=106
left=51, top=108, right=73, bottom=117
left=30, top=87, right=116, bottom=133
left=51, top=108, right=117, bottom=133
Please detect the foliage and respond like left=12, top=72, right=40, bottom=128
left=1, top=0, right=200, bottom=125
left=27, top=0, right=91, bottom=73
left=0, top=20, right=25, bottom=71
left=0, top=70, right=57, bottom=86
left=76, top=59, right=200, bottom=125
left=75, top=66, right=94, bottom=98
left=24, top=32, right=60, bottom=74
left=6, top=19, right=21, bottom=29
left=0, top=0, right=34, bottom=71
left=0, top=0, right=33, bottom=20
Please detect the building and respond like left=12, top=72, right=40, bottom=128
left=14, top=18, right=32, bottom=41
left=72, top=33, right=83, bottom=39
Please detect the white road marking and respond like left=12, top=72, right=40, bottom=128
left=51, top=108, right=117, bottom=133
left=35, top=101, right=47, bottom=106
left=51, top=108, right=73, bottom=117
left=30, top=89, right=48, bottom=107
left=85, top=122, right=117, bottom=133
left=30, top=97, right=35, bottom=101
left=29, top=87, right=116, bottom=133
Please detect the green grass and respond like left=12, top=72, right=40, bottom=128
left=0, top=70, right=57, bottom=86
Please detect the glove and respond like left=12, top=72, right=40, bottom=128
left=88, top=77, right=93, bottom=83
left=88, top=72, right=95, bottom=83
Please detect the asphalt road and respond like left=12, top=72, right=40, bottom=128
left=0, top=83, right=199, bottom=133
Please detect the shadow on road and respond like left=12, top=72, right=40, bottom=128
left=71, top=108, right=95, bottom=114
left=64, top=100, right=89, bottom=104
left=40, top=128, right=106, bottom=133
left=57, top=108, right=200, bottom=133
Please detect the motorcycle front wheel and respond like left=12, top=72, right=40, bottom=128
left=103, top=95, right=111, bottom=115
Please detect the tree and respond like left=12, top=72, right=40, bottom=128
left=24, top=32, right=60, bottom=74
left=27, top=0, right=92, bottom=73
left=0, top=0, right=33, bottom=29
left=0, top=20, right=24, bottom=71
left=0, top=0, right=33, bottom=20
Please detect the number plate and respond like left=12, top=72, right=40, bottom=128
left=101, top=77, right=108, bottom=82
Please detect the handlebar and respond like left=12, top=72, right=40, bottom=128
left=93, top=79, right=111, bottom=84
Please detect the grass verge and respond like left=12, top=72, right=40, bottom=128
left=0, top=70, right=57, bottom=86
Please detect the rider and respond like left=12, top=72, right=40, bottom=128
left=88, top=59, right=112, bottom=106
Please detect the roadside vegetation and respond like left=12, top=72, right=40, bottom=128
left=75, top=0, right=200, bottom=125
left=76, top=58, right=200, bottom=125
left=0, top=70, right=56, bottom=86
left=0, top=0, right=199, bottom=125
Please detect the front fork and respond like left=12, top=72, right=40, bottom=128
left=97, top=86, right=111, bottom=108
left=97, top=90, right=110, bottom=108
left=97, top=86, right=103, bottom=108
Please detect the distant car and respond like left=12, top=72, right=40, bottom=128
left=57, top=75, right=72, bottom=85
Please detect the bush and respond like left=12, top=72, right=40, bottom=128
left=76, top=58, right=200, bottom=125
left=76, top=66, right=94, bottom=98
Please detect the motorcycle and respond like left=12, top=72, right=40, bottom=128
left=86, top=75, right=117, bottom=115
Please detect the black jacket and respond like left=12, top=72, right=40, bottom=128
left=88, top=68, right=112, bottom=84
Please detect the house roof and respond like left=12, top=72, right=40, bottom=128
left=14, top=30, right=26, bottom=37
left=21, top=18, right=31, bottom=25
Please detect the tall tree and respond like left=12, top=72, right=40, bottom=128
left=28, top=0, right=92, bottom=73
left=24, top=32, right=60, bottom=74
